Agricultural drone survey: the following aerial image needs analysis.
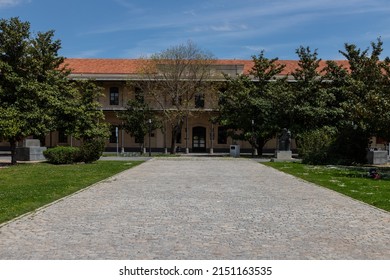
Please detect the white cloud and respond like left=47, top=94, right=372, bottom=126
left=112, top=0, right=144, bottom=14
left=0, top=0, right=19, bottom=7
left=0, top=0, right=29, bottom=8
left=245, top=45, right=267, bottom=52
left=184, top=10, right=197, bottom=17
left=210, top=22, right=248, bottom=32
left=77, top=0, right=390, bottom=59
left=69, top=49, right=104, bottom=58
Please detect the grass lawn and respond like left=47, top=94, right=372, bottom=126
left=263, top=162, right=390, bottom=212
left=0, top=161, right=143, bottom=224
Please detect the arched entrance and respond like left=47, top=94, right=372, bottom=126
left=192, top=126, right=206, bottom=153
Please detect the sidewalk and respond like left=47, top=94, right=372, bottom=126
left=0, top=157, right=389, bottom=259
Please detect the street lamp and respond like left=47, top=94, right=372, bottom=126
left=148, top=119, right=152, bottom=157
left=185, top=115, right=189, bottom=154
left=251, top=119, right=255, bottom=158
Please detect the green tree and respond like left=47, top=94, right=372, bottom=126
left=0, top=17, right=108, bottom=164
left=219, top=51, right=289, bottom=155
left=378, top=56, right=390, bottom=141
left=0, top=17, right=50, bottom=164
left=118, top=99, right=160, bottom=154
left=0, top=107, right=22, bottom=146
left=28, top=30, right=69, bottom=144
left=70, top=80, right=109, bottom=142
left=289, top=46, right=342, bottom=136
left=324, top=38, right=390, bottom=163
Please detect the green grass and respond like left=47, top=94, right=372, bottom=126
left=0, top=161, right=143, bottom=224
left=263, top=162, right=390, bottom=212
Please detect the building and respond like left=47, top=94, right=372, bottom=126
left=1, top=58, right=386, bottom=154
left=60, top=58, right=299, bottom=154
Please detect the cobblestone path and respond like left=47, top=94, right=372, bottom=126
left=0, top=158, right=389, bottom=259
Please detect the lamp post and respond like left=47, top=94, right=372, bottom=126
left=148, top=118, right=152, bottom=157
left=251, top=119, right=255, bottom=158
left=185, top=115, right=189, bottom=154
left=210, top=123, right=214, bottom=154
left=121, top=122, right=125, bottom=154
left=115, top=126, right=119, bottom=157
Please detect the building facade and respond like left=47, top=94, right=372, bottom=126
left=61, top=59, right=282, bottom=154
left=2, top=58, right=386, bottom=154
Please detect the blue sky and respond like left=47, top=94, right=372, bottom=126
left=1, top=0, right=390, bottom=60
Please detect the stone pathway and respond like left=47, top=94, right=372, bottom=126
left=0, top=158, right=389, bottom=259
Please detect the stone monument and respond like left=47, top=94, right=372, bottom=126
left=275, top=128, right=293, bottom=160
left=15, top=139, right=47, bottom=161
left=367, top=149, right=388, bottom=165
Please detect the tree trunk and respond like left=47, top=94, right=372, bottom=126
left=170, top=131, right=177, bottom=154
left=139, top=143, right=144, bottom=155
left=10, top=140, right=17, bottom=165
left=256, top=138, right=266, bottom=157
left=170, top=123, right=182, bottom=154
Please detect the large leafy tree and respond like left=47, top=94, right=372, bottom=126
left=219, top=51, right=289, bottom=155
left=70, top=80, right=109, bottom=141
left=135, top=41, right=215, bottom=154
left=289, top=46, right=343, bottom=136
left=324, top=38, right=390, bottom=163
left=0, top=17, right=50, bottom=164
left=378, top=57, right=390, bottom=141
left=118, top=99, right=160, bottom=154
left=0, top=17, right=108, bottom=164
left=339, top=38, right=390, bottom=137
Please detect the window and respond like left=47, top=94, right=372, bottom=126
left=195, top=93, right=205, bottom=108
left=58, top=130, right=67, bottom=143
left=172, top=125, right=181, bottom=144
left=172, top=94, right=182, bottom=106
left=109, top=87, right=119, bottom=105
left=109, top=126, right=118, bottom=143
left=176, top=130, right=182, bottom=144
left=218, top=126, right=228, bottom=144
left=218, top=85, right=228, bottom=106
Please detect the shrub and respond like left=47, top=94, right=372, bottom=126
left=327, top=127, right=370, bottom=165
left=298, top=127, right=337, bottom=165
left=79, top=139, right=105, bottom=163
left=43, top=146, right=81, bottom=165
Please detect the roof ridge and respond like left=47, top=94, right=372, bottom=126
left=63, top=58, right=350, bottom=75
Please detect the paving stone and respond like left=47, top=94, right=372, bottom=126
left=0, top=158, right=389, bottom=259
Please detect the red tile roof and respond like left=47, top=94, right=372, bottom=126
left=63, top=59, right=143, bottom=74
left=63, top=58, right=349, bottom=76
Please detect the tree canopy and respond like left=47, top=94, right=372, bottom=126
left=219, top=40, right=390, bottom=163
left=2, top=17, right=390, bottom=164
left=0, top=17, right=108, bottom=164
left=322, top=38, right=390, bottom=163
left=134, top=40, right=216, bottom=154
left=219, top=51, right=290, bottom=155
left=118, top=98, right=161, bottom=154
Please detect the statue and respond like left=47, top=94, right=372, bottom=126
left=278, top=128, right=291, bottom=151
